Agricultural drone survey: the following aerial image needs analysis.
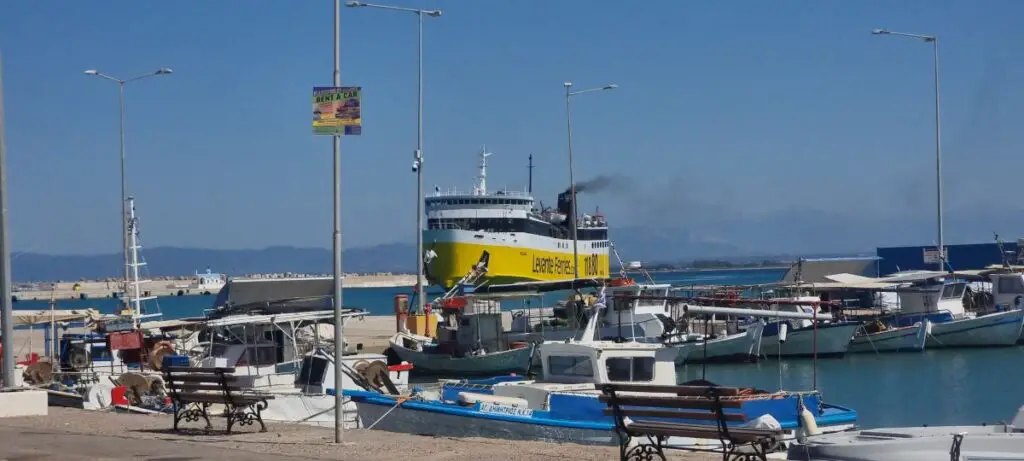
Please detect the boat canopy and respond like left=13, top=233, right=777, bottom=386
left=10, top=308, right=101, bottom=326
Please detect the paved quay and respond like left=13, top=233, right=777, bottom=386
left=0, top=408, right=715, bottom=461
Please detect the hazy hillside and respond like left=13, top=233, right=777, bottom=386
left=12, top=211, right=1011, bottom=281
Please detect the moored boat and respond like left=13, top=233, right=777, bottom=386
left=665, top=320, right=764, bottom=364
left=346, top=295, right=857, bottom=450
left=847, top=320, right=930, bottom=354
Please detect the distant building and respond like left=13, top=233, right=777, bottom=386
left=875, top=241, right=1016, bottom=275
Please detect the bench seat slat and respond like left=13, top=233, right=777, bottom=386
left=165, top=366, right=237, bottom=374
left=173, top=392, right=275, bottom=404
left=602, top=408, right=747, bottom=422
left=174, top=384, right=246, bottom=393
left=627, top=422, right=779, bottom=443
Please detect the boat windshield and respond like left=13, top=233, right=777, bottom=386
left=605, top=356, right=655, bottom=382
left=940, top=283, right=966, bottom=300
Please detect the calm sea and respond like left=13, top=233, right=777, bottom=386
left=15, top=267, right=1022, bottom=429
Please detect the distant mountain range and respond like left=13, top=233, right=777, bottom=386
left=13, top=211, right=1013, bottom=281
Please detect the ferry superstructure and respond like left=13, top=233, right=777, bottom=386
left=423, top=149, right=610, bottom=288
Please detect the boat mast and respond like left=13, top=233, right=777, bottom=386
left=474, top=147, right=492, bottom=196
left=126, top=197, right=145, bottom=324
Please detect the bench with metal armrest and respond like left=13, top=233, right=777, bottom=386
left=599, top=383, right=782, bottom=461
left=162, top=366, right=275, bottom=434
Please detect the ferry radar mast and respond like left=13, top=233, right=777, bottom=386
left=473, top=147, right=493, bottom=196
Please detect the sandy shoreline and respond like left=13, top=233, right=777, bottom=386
left=0, top=407, right=714, bottom=460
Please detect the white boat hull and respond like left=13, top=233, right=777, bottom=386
left=787, top=424, right=1024, bottom=461
left=761, top=323, right=859, bottom=358
left=926, top=309, right=1024, bottom=348
left=669, top=322, right=764, bottom=364
left=848, top=321, right=929, bottom=354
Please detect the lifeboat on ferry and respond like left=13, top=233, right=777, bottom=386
left=608, top=277, right=636, bottom=287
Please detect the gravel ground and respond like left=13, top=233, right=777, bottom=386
left=0, top=408, right=716, bottom=460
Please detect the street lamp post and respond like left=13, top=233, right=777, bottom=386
left=871, top=28, right=944, bottom=271
left=346, top=1, right=441, bottom=313
left=563, top=81, right=616, bottom=283
left=83, top=67, right=172, bottom=293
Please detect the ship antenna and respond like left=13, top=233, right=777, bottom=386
left=528, top=153, right=533, bottom=195
left=476, top=146, right=493, bottom=195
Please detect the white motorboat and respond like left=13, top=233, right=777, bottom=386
left=787, top=405, right=1024, bottom=461
left=665, top=320, right=764, bottom=364
left=759, top=296, right=859, bottom=358
left=848, top=320, right=930, bottom=354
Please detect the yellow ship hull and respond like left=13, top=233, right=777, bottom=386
left=424, top=231, right=611, bottom=288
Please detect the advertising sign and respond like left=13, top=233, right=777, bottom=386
left=312, top=86, right=362, bottom=136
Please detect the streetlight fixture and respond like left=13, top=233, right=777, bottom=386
left=871, top=28, right=944, bottom=271
left=564, top=81, right=616, bottom=284
left=83, top=67, right=172, bottom=295
left=346, top=1, right=441, bottom=313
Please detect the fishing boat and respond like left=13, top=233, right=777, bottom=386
left=387, top=293, right=535, bottom=376
left=755, top=296, right=860, bottom=359
left=847, top=319, right=930, bottom=354
left=786, top=405, right=1024, bottom=460
left=344, top=294, right=858, bottom=448
left=423, top=149, right=611, bottom=288
left=663, top=320, right=765, bottom=364
left=881, top=273, right=1024, bottom=348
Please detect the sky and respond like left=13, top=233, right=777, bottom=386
left=0, top=0, right=1022, bottom=255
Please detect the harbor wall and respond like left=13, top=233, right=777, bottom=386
left=875, top=242, right=1014, bottom=275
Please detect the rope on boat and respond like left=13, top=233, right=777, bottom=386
left=366, top=396, right=411, bottom=430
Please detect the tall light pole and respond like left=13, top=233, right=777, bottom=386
left=564, top=81, right=616, bottom=282
left=83, top=67, right=172, bottom=294
left=0, top=50, right=15, bottom=388
left=346, top=1, right=440, bottom=312
left=331, top=0, right=345, bottom=444
left=871, top=28, right=944, bottom=271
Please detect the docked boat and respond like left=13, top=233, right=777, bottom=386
left=847, top=319, right=930, bottom=354
left=883, top=274, right=1024, bottom=348
left=758, top=296, right=860, bottom=359
left=388, top=293, right=535, bottom=376
left=423, top=149, right=611, bottom=288
left=786, top=405, right=1024, bottom=460
left=345, top=298, right=858, bottom=448
left=664, top=320, right=765, bottom=364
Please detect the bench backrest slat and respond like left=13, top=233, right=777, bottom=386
left=598, top=394, right=745, bottom=410
left=601, top=408, right=747, bottom=422
left=601, top=384, right=742, bottom=397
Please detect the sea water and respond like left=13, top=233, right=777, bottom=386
left=15, top=267, right=1021, bottom=429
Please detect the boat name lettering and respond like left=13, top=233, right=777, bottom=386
left=532, top=255, right=573, bottom=275
left=479, top=402, right=534, bottom=418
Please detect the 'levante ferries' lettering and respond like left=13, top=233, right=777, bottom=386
left=532, top=255, right=573, bottom=275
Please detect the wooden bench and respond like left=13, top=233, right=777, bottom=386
left=163, top=366, right=275, bottom=433
left=599, top=383, right=782, bottom=461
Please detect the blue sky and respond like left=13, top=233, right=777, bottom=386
left=1, top=0, right=1022, bottom=255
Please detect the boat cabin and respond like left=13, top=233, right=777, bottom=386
left=895, top=279, right=967, bottom=317
left=597, top=283, right=672, bottom=339
left=989, top=272, right=1024, bottom=310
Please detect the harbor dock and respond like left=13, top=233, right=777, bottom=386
left=0, top=407, right=715, bottom=460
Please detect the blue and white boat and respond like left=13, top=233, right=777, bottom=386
left=344, top=298, right=857, bottom=447
left=882, top=273, right=1024, bottom=348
